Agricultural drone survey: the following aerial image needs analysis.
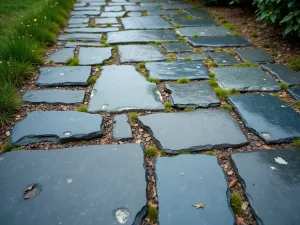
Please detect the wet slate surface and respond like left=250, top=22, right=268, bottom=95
left=146, top=61, right=209, bottom=81
left=184, top=8, right=212, bottom=18
left=212, top=67, right=280, bottom=91
left=71, top=11, right=101, bottom=16
left=68, top=24, right=89, bottom=28
left=121, top=16, right=173, bottom=29
left=234, top=49, right=274, bottom=64
left=261, top=64, right=300, bottom=86
left=162, top=3, right=193, bottom=9
left=172, top=19, right=218, bottom=27
left=65, top=27, right=119, bottom=33
left=68, top=17, right=89, bottom=24
left=118, top=45, right=167, bottom=62
left=156, top=155, right=235, bottom=225
left=228, top=94, right=300, bottom=143
left=95, top=18, right=118, bottom=24
left=112, top=115, right=133, bottom=141
left=146, top=10, right=175, bottom=16
left=79, top=47, right=112, bottom=65
left=107, top=30, right=179, bottom=44
left=36, top=66, right=91, bottom=86
left=45, top=48, right=74, bottom=63
left=230, top=149, right=300, bottom=225
left=166, top=13, right=190, bottom=20
left=209, top=52, right=239, bottom=66
left=127, top=11, right=142, bottom=16
left=124, top=5, right=159, bottom=11
left=165, top=82, right=220, bottom=108
left=0, top=144, right=147, bottom=225
left=162, top=43, right=192, bottom=52
left=288, top=87, right=300, bottom=100
left=177, top=27, right=232, bottom=37
left=58, top=33, right=102, bottom=41
left=22, top=90, right=85, bottom=104
left=65, top=42, right=103, bottom=48
left=176, top=53, right=208, bottom=61
left=104, top=5, right=123, bottom=11
left=10, top=111, right=103, bottom=146
left=88, top=65, right=164, bottom=113
left=187, top=36, right=252, bottom=47
left=100, top=11, right=126, bottom=17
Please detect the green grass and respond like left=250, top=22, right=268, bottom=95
left=183, top=57, right=192, bottom=61
left=233, top=62, right=259, bottom=67
left=208, top=78, right=218, bottom=88
left=292, top=139, right=300, bottom=148
left=184, top=108, right=195, bottom=112
left=66, top=57, right=79, bottom=66
left=228, top=51, right=235, bottom=56
left=1, top=140, right=10, bottom=154
left=138, top=62, right=145, bottom=68
left=141, top=11, right=148, bottom=16
left=76, top=105, right=88, bottom=112
left=177, top=78, right=190, bottom=84
left=164, top=101, right=172, bottom=112
left=230, top=193, right=243, bottom=216
left=145, top=146, right=158, bottom=157
left=147, top=206, right=158, bottom=223
left=288, top=58, right=300, bottom=71
left=295, top=101, right=300, bottom=110
left=192, top=34, right=198, bottom=38
left=280, top=82, right=288, bottom=90
left=221, top=104, right=233, bottom=111
left=128, top=112, right=139, bottom=122
left=206, top=151, right=216, bottom=155
left=88, top=76, right=97, bottom=85
left=222, top=23, right=234, bottom=30
left=148, top=78, right=160, bottom=84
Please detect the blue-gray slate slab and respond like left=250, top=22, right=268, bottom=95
left=162, top=3, right=193, bottom=9
left=79, top=47, right=112, bottom=65
left=228, top=94, right=300, bottom=143
left=124, top=5, right=159, bottom=11
left=112, top=114, right=133, bottom=141
left=176, top=27, right=232, bottom=37
left=65, top=42, right=103, bottom=48
left=127, top=11, right=142, bottom=16
left=172, top=19, right=218, bottom=27
left=104, top=5, right=123, bottom=11
left=73, top=6, right=100, bottom=11
left=121, top=16, right=173, bottom=29
left=288, top=87, right=300, bottom=100
left=58, top=33, right=102, bottom=41
left=162, top=43, right=192, bottom=52
left=184, top=8, right=212, bottom=18
left=176, top=53, right=208, bottom=61
left=45, top=48, right=74, bottom=63
left=187, top=36, right=252, bottom=47
left=68, top=17, right=89, bottom=24
left=209, top=52, right=239, bottom=66
left=100, top=11, right=126, bottom=17
left=68, top=24, right=89, bottom=28
left=65, top=27, right=119, bottom=33
left=71, top=11, right=101, bottom=16
left=234, top=49, right=274, bottom=64
left=166, top=13, right=190, bottom=20
left=0, top=143, right=147, bottom=225
left=95, top=18, right=118, bottom=24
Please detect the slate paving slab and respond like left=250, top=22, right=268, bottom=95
left=234, top=49, right=274, bottom=64
left=88, top=65, right=164, bottom=112
left=127, top=11, right=143, bottom=16
left=124, top=5, right=159, bottom=11
left=172, top=19, right=218, bottom=27
left=166, top=13, right=190, bottom=20
left=261, top=64, right=300, bottom=86
left=104, top=5, right=123, bottom=11
left=230, top=149, right=300, bottom=225
left=68, top=24, right=89, bottom=28
left=45, top=48, right=74, bottom=63
left=211, top=67, right=280, bottom=91
left=65, top=42, right=103, bottom=48
left=176, top=53, right=208, bottom=61
left=65, top=27, right=119, bottom=33
left=118, top=45, right=167, bottom=62
left=228, top=94, right=300, bottom=143
left=0, top=143, right=147, bottom=225
left=209, top=52, right=239, bottom=66
left=176, top=27, right=232, bottom=37
left=145, top=61, right=209, bottom=81
left=71, top=11, right=101, bottom=16
left=162, top=42, right=192, bottom=52
left=147, top=9, right=176, bottom=16
left=112, top=115, right=133, bottom=141
left=107, top=30, right=179, bottom=44
left=10, top=111, right=103, bottom=146
left=74, top=6, right=100, bottom=11
left=184, top=8, right=212, bottom=18
left=287, top=87, right=300, bottom=100
left=58, top=33, right=102, bottom=41
left=68, top=17, right=89, bottom=24
left=22, top=90, right=85, bottom=104
left=36, top=66, right=91, bottom=86
left=100, top=11, right=126, bottom=17
left=187, top=36, right=252, bottom=47
left=121, top=16, right=173, bottom=29
left=165, top=82, right=220, bottom=108
left=95, top=18, right=118, bottom=24
left=79, top=47, right=112, bottom=65
left=162, top=3, right=193, bottom=9
left=156, top=155, right=235, bottom=225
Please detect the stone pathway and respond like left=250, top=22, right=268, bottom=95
left=1, top=0, right=300, bottom=225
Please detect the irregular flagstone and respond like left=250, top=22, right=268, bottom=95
left=184, top=8, right=212, bottom=18
left=65, top=42, right=103, bottom=48
left=176, top=26, right=232, bottom=37
left=156, top=155, right=235, bottom=225
left=202, top=47, right=215, bottom=52
left=112, top=115, right=133, bottom=141
left=228, top=94, right=300, bottom=143
left=68, top=17, right=89, bottom=24
left=104, top=5, right=123, bottom=11
left=234, top=49, right=274, bottom=64
left=172, top=19, right=218, bottom=27
left=147, top=9, right=176, bottom=16
left=22, top=90, right=85, bottom=104
left=187, top=36, right=252, bottom=47
left=162, top=3, right=193, bottom=9
left=230, top=149, right=300, bottom=225
left=10, top=111, right=103, bottom=146
left=100, top=11, right=126, bottom=17
left=73, top=6, right=100, bottom=11
left=165, top=82, right=220, bottom=108
left=45, top=48, right=74, bottom=63
left=261, top=64, right=300, bottom=86
left=107, top=30, right=179, bottom=44
left=109, top=2, right=136, bottom=5
left=145, top=61, right=209, bottom=81
left=0, top=143, right=147, bottom=225
left=36, top=66, right=91, bottom=86
left=138, top=110, right=248, bottom=153
left=71, top=11, right=101, bottom=16
left=68, top=24, right=89, bottom=28
left=78, top=47, right=112, bottom=65
left=127, top=11, right=143, bottom=16
left=95, top=18, right=118, bottom=24
left=121, top=16, right=173, bottom=29
left=162, top=42, right=192, bottom=52
left=118, top=45, right=167, bottom=62
left=287, top=87, right=300, bottom=100
left=176, top=53, right=208, bottom=61
left=212, top=67, right=280, bottom=91
left=166, top=13, right=190, bottom=20
left=65, top=27, right=119, bottom=33
left=58, top=33, right=102, bottom=41
left=209, top=52, right=239, bottom=66
left=88, top=65, right=164, bottom=113
left=125, top=5, right=159, bottom=11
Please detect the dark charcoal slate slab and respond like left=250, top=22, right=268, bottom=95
left=0, top=144, right=147, bottom=225
left=68, top=18, right=89, bottom=24
left=74, top=6, right=100, bottom=11
left=147, top=9, right=177, bottom=16
left=104, top=5, right=123, bottom=11
left=162, top=3, right=193, bottom=9
left=261, top=64, right=300, bottom=86
left=124, top=5, right=159, bottom=11
left=79, top=47, right=112, bottom=65
left=202, top=47, right=215, bottom=52
left=65, top=42, right=103, bottom=48
left=36, top=66, right=91, bottom=86
left=22, top=90, right=85, bottom=104
left=184, top=8, right=212, bottom=18
left=107, top=30, right=179, bottom=44
left=100, top=11, right=126, bottom=17
left=88, top=65, right=164, bottom=113
left=162, top=43, right=192, bottom=53
left=58, top=33, right=102, bottom=41
left=95, top=18, right=118, bottom=24
left=234, top=49, right=274, bottom=64
left=230, top=149, right=300, bottom=225
left=118, top=45, right=167, bottom=62
left=187, top=36, right=252, bottom=47
left=156, top=155, right=235, bottom=225
left=228, top=94, right=300, bottom=143
left=166, top=13, right=190, bottom=21
left=71, top=11, right=101, bottom=16
left=176, top=27, right=232, bottom=37
left=68, top=24, right=89, bottom=28
left=65, top=27, right=119, bottom=33
left=288, top=87, right=300, bottom=100
left=121, top=16, right=173, bottom=29
left=172, top=19, right=218, bottom=27
left=176, top=53, right=208, bottom=61
left=10, top=111, right=103, bottom=146
left=45, top=48, right=74, bottom=63
left=138, top=110, right=247, bottom=153
left=209, top=52, right=239, bottom=66
left=127, top=11, right=142, bottom=16
left=146, top=61, right=209, bottom=81
left=212, top=67, right=280, bottom=91
left=165, top=82, right=220, bottom=108
left=112, top=114, right=133, bottom=141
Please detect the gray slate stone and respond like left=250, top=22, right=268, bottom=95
left=22, top=90, right=85, bottom=104
left=0, top=144, right=147, bottom=225
left=138, top=110, right=247, bottom=153
left=165, top=82, right=220, bottom=108
left=147, top=9, right=176, bottom=16
left=65, top=42, right=103, bottom=48
left=36, top=66, right=91, bottom=86
left=209, top=52, right=239, bottom=66
left=234, top=49, right=274, bottom=64
left=45, top=48, right=74, bottom=63
left=109, top=2, right=136, bottom=5
left=68, top=24, right=89, bottom=28
left=176, top=53, right=208, bottom=61
left=202, top=47, right=215, bottom=52
left=162, top=3, right=193, bottom=9
left=176, top=27, right=233, bottom=37
left=73, top=6, right=100, bottom=11
left=156, top=155, right=235, bottom=225
left=230, top=149, right=300, bottom=225
left=166, top=13, right=190, bottom=20
left=212, top=67, right=280, bottom=91
left=146, top=61, right=209, bottom=81
left=261, top=64, right=300, bottom=86
left=104, top=5, right=123, bottom=11
left=121, top=16, right=173, bottom=29
left=65, top=27, right=119, bottom=33
left=118, top=45, right=167, bottom=63
left=100, top=11, right=126, bottom=17
left=288, top=87, right=300, bottom=100
left=71, top=11, right=101, bottom=16
left=79, top=47, right=112, bottom=65
left=112, top=115, right=133, bottom=141
left=88, top=65, right=164, bottom=113
left=95, top=18, right=118, bottom=24
left=228, top=94, right=300, bottom=143
left=162, top=43, right=192, bottom=53
left=187, top=36, right=252, bottom=47
left=184, top=8, right=212, bottom=18
left=10, top=111, right=103, bottom=146
left=124, top=5, right=159, bottom=11
left=68, top=18, right=89, bottom=24
left=127, top=12, right=143, bottom=17
left=58, top=33, right=102, bottom=41
left=172, top=19, right=218, bottom=27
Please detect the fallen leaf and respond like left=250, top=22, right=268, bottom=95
left=24, top=184, right=37, bottom=200
left=180, top=172, right=184, bottom=176
left=192, top=202, right=205, bottom=209
left=242, top=201, right=249, bottom=210
left=227, top=170, right=234, bottom=176
left=229, top=178, right=238, bottom=188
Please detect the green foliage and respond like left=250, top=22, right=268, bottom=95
left=145, top=146, right=158, bottom=157
left=295, top=101, right=300, bottom=110
left=86, top=2, right=90, bottom=6
left=106, top=23, right=112, bottom=27
left=1, top=140, right=11, bottom=154
left=76, top=105, right=88, bottom=112
left=280, top=82, right=288, bottom=90
left=129, top=112, right=139, bottom=122
left=185, top=15, right=193, bottom=20
left=192, top=34, right=198, bottom=38
left=228, top=88, right=240, bottom=95
left=273, top=93, right=280, bottom=98
left=209, top=71, right=216, bottom=78
left=222, top=23, right=234, bottom=30
left=215, top=48, right=224, bottom=52
left=183, top=57, right=192, bottom=61
left=167, top=56, right=176, bottom=62
left=206, top=151, right=216, bottom=155
left=174, top=9, right=183, bottom=13
left=148, top=78, right=160, bottom=84
left=138, top=62, right=145, bottom=68
left=175, top=25, right=181, bottom=28
left=292, top=139, right=300, bottom=148
left=88, top=76, right=97, bottom=85
left=251, top=32, right=258, bottom=38
left=230, top=193, right=243, bottom=216
left=177, top=78, right=191, bottom=84
left=147, top=206, right=158, bottom=223
left=214, top=88, right=229, bottom=101
left=66, top=57, right=79, bottom=66
left=262, top=43, right=270, bottom=48
left=142, top=11, right=148, bottom=16
left=164, top=101, right=172, bottom=112
left=288, top=58, right=300, bottom=71
left=208, top=78, right=218, bottom=88
left=221, top=104, right=233, bottom=111
left=234, top=62, right=259, bottom=67
left=228, top=51, right=235, bottom=56
left=184, top=108, right=195, bottom=112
